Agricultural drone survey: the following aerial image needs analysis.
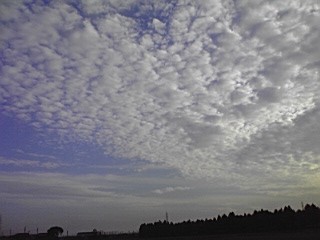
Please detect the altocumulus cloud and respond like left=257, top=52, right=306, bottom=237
left=1, top=0, right=320, bottom=187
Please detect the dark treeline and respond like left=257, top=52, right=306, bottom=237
left=139, top=203, right=320, bottom=238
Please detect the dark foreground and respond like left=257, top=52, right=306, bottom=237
left=138, top=230, right=319, bottom=240
left=1, top=230, right=319, bottom=240
left=139, top=204, right=320, bottom=239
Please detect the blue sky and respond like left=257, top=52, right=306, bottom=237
left=1, top=0, right=320, bottom=235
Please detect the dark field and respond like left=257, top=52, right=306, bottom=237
left=136, top=231, right=319, bottom=240
left=1, top=230, right=319, bottom=240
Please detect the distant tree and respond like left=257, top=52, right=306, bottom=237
left=228, top=212, right=235, bottom=218
left=47, top=226, right=63, bottom=237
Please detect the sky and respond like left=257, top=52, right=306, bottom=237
left=0, top=0, right=320, bottom=235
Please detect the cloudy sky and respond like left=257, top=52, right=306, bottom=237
left=1, top=0, right=320, bottom=235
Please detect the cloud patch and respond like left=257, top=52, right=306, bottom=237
left=0, top=157, right=64, bottom=169
left=153, top=186, right=191, bottom=195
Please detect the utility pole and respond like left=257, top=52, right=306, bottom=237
left=165, top=211, right=169, bottom=223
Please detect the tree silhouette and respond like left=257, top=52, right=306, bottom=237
left=47, top=226, right=63, bottom=237
left=139, top=203, right=320, bottom=238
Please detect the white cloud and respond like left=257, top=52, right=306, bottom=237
left=0, top=157, right=63, bottom=169
left=1, top=0, right=320, bottom=187
left=153, top=186, right=191, bottom=195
